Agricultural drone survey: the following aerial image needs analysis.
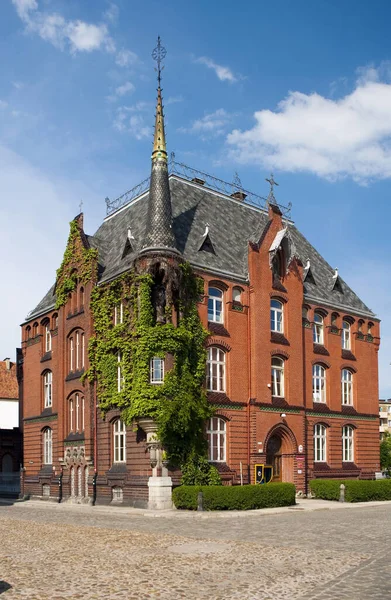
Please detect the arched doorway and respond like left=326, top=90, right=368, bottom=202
left=2, top=454, right=13, bottom=472
left=266, top=435, right=282, bottom=481
left=265, top=426, right=297, bottom=484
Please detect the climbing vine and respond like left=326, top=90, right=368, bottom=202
left=55, top=220, right=98, bottom=309
left=84, top=262, right=215, bottom=467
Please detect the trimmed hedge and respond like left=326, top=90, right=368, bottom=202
left=173, top=483, right=296, bottom=511
left=310, top=479, right=391, bottom=502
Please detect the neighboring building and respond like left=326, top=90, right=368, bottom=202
left=20, top=49, right=380, bottom=505
left=379, top=398, right=391, bottom=439
left=0, top=356, right=22, bottom=496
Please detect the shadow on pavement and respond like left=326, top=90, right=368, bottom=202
left=0, top=581, right=12, bottom=595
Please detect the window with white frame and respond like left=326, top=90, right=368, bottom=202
left=207, top=347, right=226, bottom=392
left=207, top=417, right=226, bottom=462
left=81, top=333, right=85, bottom=368
left=69, top=394, right=84, bottom=432
left=69, top=397, right=74, bottom=431
left=70, top=336, right=74, bottom=371
left=75, top=393, right=80, bottom=432
left=342, top=425, right=354, bottom=462
left=45, top=324, right=51, bottom=352
left=43, top=371, right=52, bottom=408
left=208, top=286, right=223, bottom=323
left=150, top=357, right=164, bottom=384
left=271, top=357, right=284, bottom=397
left=270, top=299, right=284, bottom=333
left=314, top=424, right=327, bottom=462
left=341, top=369, right=353, bottom=405
left=113, top=419, right=126, bottom=463
left=312, top=364, right=326, bottom=403
left=117, top=352, right=124, bottom=392
left=342, top=320, right=351, bottom=350
left=313, top=313, right=324, bottom=344
left=114, top=302, right=124, bottom=325
left=69, top=330, right=84, bottom=372
left=43, top=428, right=52, bottom=464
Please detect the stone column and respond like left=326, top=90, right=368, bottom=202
left=137, top=417, right=173, bottom=510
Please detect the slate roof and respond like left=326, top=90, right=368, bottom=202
left=26, top=174, right=375, bottom=320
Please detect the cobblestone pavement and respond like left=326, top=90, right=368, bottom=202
left=0, top=500, right=390, bottom=599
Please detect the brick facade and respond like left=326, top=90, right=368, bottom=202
left=20, top=199, right=380, bottom=504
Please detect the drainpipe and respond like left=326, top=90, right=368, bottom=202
left=247, top=285, right=252, bottom=484
left=58, top=468, right=63, bottom=503
left=93, top=381, right=98, bottom=506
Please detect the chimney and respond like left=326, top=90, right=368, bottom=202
left=231, top=191, right=247, bottom=202
left=3, top=358, right=10, bottom=370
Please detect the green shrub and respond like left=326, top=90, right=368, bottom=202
left=180, top=454, right=222, bottom=486
left=173, top=483, right=296, bottom=510
left=310, top=479, right=391, bottom=502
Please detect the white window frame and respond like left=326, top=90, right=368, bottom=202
left=117, top=352, right=124, bottom=392
left=69, top=397, right=74, bottom=432
left=150, top=357, right=164, bottom=384
left=43, top=428, right=52, bottom=464
left=312, top=364, right=326, bottom=403
left=81, top=396, right=85, bottom=431
left=342, top=425, right=354, bottom=462
left=75, top=393, right=80, bottom=432
left=114, top=302, right=124, bottom=325
left=342, top=320, right=351, bottom=350
left=207, top=417, right=226, bottom=462
left=45, top=324, right=51, bottom=352
left=208, top=287, right=223, bottom=323
left=270, top=299, right=284, bottom=333
left=113, top=419, right=126, bottom=463
left=313, top=313, right=324, bottom=345
left=314, top=424, right=327, bottom=462
left=81, top=333, right=85, bottom=368
left=207, top=347, right=226, bottom=392
left=76, top=330, right=80, bottom=370
left=271, top=357, right=284, bottom=397
left=342, top=369, right=353, bottom=405
left=44, top=371, right=52, bottom=408
left=70, top=337, right=74, bottom=371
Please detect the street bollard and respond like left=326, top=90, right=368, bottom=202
left=339, top=483, right=345, bottom=503
left=197, top=491, right=204, bottom=511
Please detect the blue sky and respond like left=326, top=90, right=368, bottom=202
left=1, top=0, right=390, bottom=396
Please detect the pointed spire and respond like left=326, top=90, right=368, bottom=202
left=141, top=37, right=178, bottom=254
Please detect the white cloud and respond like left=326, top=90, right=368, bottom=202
left=179, top=109, right=233, bottom=139
left=113, top=105, right=150, bottom=139
left=115, top=49, right=139, bottom=67
left=12, top=0, right=115, bottom=54
left=115, top=81, right=135, bottom=97
left=104, top=3, right=119, bottom=24
left=195, top=56, right=238, bottom=83
left=227, top=65, right=391, bottom=183
left=0, top=100, right=8, bottom=109
left=166, top=95, right=184, bottom=105
left=12, top=81, right=24, bottom=90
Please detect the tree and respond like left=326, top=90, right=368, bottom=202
left=380, top=432, right=391, bottom=475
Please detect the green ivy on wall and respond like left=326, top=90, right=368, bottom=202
left=84, top=262, right=214, bottom=467
left=55, top=220, right=98, bottom=309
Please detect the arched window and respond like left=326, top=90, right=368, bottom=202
left=25, top=326, right=31, bottom=341
left=232, top=287, right=242, bottom=304
left=79, top=287, right=85, bottom=310
left=113, top=419, right=126, bottom=463
left=312, top=364, right=326, bottom=403
left=69, top=396, right=74, bottom=432
left=342, top=425, right=354, bottom=462
left=368, top=322, right=374, bottom=335
left=342, top=369, right=353, bottom=405
left=207, top=347, right=226, bottom=392
left=314, top=424, right=327, bottom=462
left=69, top=330, right=84, bottom=372
left=313, top=313, right=324, bottom=344
left=43, top=428, right=52, bottom=464
left=271, top=357, right=284, bottom=397
left=117, top=352, right=124, bottom=392
left=270, top=299, right=284, bottom=333
left=342, top=320, right=351, bottom=350
left=52, top=313, right=58, bottom=330
left=207, top=417, right=226, bottom=462
left=33, top=322, right=38, bottom=337
left=43, top=371, right=52, bottom=408
left=45, top=323, right=51, bottom=352
left=302, top=306, right=308, bottom=320
left=208, top=286, right=223, bottom=323
left=150, top=357, right=164, bottom=384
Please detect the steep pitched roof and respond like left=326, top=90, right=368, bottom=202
left=26, top=175, right=375, bottom=320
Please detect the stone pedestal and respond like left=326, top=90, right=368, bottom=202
left=148, top=476, right=173, bottom=510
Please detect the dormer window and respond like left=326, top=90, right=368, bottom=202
left=208, top=287, right=223, bottom=323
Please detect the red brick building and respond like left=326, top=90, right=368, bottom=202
left=21, top=63, right=380, bottom=506
left=0, top=357, right=23, bottom=497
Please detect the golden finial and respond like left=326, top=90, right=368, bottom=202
left=152, top=36, right=167, bottom=160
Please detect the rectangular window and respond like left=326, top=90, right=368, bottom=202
left=150, top=357, right=164, bottom=384
left=45, top=325, right=51, bottom=352
left=207, top=417, right=226, bottom=462
left=44, top=372, right=52, bottom=408
left=342, top=427, right=354, bottom=462
left=113, top=420, right=126, bottom=463
left=117, top=352, right=124, bottom=392
left=314, top=424, right=326, bottom=462
left=114, top=302, right=124, bottom=325
left=75, top=394, right=80, bottom=432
